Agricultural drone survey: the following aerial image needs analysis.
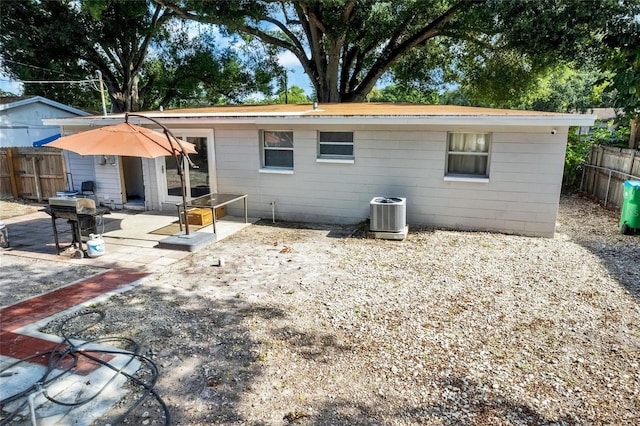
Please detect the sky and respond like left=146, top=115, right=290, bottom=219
left=0, top=67, right=23, bottom=95
left=276, top=51, right=313, bottom=96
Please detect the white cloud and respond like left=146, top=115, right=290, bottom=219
left=278, top=50, right=303, bottom=67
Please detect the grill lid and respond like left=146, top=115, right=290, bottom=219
left=49, top=196, right=96, bottom=209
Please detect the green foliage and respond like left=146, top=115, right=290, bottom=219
left=563, top=121, right=632, bottom=188
left=167, top=0, right=615, bottom=102
left=367, top=84, right=439, bottom=104
left=435, top=65, right=613, bottom=113
left=142, top=30, right=273, bottom=109
left=513, top=66, right=610, bottom=112
left=0, top=0, right=278, bottom=111
left=0, top=0, right=103, bottom=110
left=247, top=85, right=310, bottom=104
left=600, top=0, right=640, bottom=120
left=586, top=121, right=631, bottom=147
left=564, top=127, right=592, bottom=188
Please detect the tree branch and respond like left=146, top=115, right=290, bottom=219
left=353, top=0, right=486, bottom=99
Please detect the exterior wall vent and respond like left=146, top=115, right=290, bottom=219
left=370, top=197, right=406, bottom=232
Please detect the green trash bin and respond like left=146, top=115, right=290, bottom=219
left=619, top=180, right=640, bottom=235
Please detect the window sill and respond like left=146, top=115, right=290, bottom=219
left=444, top=176, right=490, bottom=183
left=316, top=158, right=355, bottom=164
left=259, top=168, right=294, bottom=175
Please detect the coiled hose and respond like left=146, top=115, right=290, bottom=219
left=0, top=310, right=170, bottom=425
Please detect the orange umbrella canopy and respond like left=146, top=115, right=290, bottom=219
left=46, top=122, right=196, bottom=158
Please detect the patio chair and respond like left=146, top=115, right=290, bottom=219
left=81, top=181, right=95, bottom=198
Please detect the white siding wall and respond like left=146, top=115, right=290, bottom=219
left=94, top=158, right=123, bottom=207
left=1, top=103, right=81, bottom=147
left=64, top=153, right=122, bottom=206
left=67, top=153, right=158, bottom=210
left=64, top=152, right=94, bottom=192
left=214, top=124, right=568, bottom=237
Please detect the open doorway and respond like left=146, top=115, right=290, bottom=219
left=122, top=156, right=145, bottom=209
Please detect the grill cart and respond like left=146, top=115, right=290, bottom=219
left=47, top=196, right=109, bottom=258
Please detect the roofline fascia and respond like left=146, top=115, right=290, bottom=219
left=0, top=96, right=90, bottom=116
left=44, top=114, right=597, bottom=128
left=255, top=115, right=597, bottom=127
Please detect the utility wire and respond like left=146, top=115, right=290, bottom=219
left=2, top=59, right=89, bottom=80
left=11, top=79, right=99, bottom=84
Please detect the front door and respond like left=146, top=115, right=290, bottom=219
left=164, top=132, right=214, bottom=203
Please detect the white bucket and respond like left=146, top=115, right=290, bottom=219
left=87, top=233, right=105, bottom=257
left=0, top=220, right=8, bottom=248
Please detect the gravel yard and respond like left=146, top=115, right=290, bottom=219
left=3, top=194, right=640, bottom=425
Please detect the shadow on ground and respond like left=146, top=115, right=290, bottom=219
left=559, top=195, right=640, bottom=301
left=2, top=214, right=123, bottom=254
left=30, top=282, right=596, bottom=425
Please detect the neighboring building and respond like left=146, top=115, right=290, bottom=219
left=45, top=103, right=595, bottom=237
left=0, top=96, right=89, bottom=148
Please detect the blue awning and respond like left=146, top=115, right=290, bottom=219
left=33, top=133, right=61, bottom=147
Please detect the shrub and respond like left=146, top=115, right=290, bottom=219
left=564, top=127, right=592, bottom=189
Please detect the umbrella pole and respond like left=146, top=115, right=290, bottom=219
left=124, top=113, right=194, bottom=236
left=176, top=153, right=190, bottom=235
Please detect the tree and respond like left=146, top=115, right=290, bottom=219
left=0, top=0, right=275, bottom=112
left=141, top=31, right=275, bottom=110
left=600, top=1, right=640, bottom=148
left=156, top=0, right=622, bottom=104
left=0, top=0, right=103, bottom=110
left=446, top=65, right=612, bottom=113
left=0, top=0, right=173, bottom=112
left=367, top=84, right=439, bottom=104
left=81, top=0, right=175, bottom=112
left=274, top=85, right=310, bottom=104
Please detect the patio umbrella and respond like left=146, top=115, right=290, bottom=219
left=46, top=113, right=198, bottom=234
left=45, top=121, right=196, bottom=158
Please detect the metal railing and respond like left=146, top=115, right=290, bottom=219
left=580, top=163, right=640, bottom=207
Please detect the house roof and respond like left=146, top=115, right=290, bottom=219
left=155, top=103, right=572, bottom=117
left=0, top=96, right=90, bottom=117
left=588, top=107, right=619, bottom=121
left=43, top=103, right=596, bottom=127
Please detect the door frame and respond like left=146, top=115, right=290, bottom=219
left=158, top=128, right=215, bottom=204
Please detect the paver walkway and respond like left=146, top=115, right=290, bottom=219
left=0, top=270, right=147, bottom=374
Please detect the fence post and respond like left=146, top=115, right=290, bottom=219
left=31, top=156, right=42, bottom=202
left=6, top=148, right=19, bottom=198
left=604, top=169, right=612, bottom=206
left=592, top=146, right=600, bottom=196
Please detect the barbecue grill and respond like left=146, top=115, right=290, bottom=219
left=47, top=196, right=109, bottom=258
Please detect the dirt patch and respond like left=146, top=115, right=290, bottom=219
left=2, top=194, right=639, bottom=425
left=0, top=256, right=105, bottom=307
left=0, top=200, right=43, bottom=220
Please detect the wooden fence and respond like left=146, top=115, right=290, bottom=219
left=0, top=147, right=68, bottom=201
left=581, top=145, right=640, bottom=208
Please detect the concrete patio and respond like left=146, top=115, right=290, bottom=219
left=0, top=208, right=257, bottom=272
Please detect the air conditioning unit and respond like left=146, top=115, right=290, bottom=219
left=370, top=197, right=406, bottom=232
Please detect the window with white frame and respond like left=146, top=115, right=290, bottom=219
left=446, top=132, right=491, bottom=178
left=318, top=131, right=354, bottom=160
left=262, top=130, right=294, bottom=169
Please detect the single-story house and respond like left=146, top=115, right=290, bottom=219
left=45, top=103, right=595, bottom=237
left=0, top=96, right=90, bottom=148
